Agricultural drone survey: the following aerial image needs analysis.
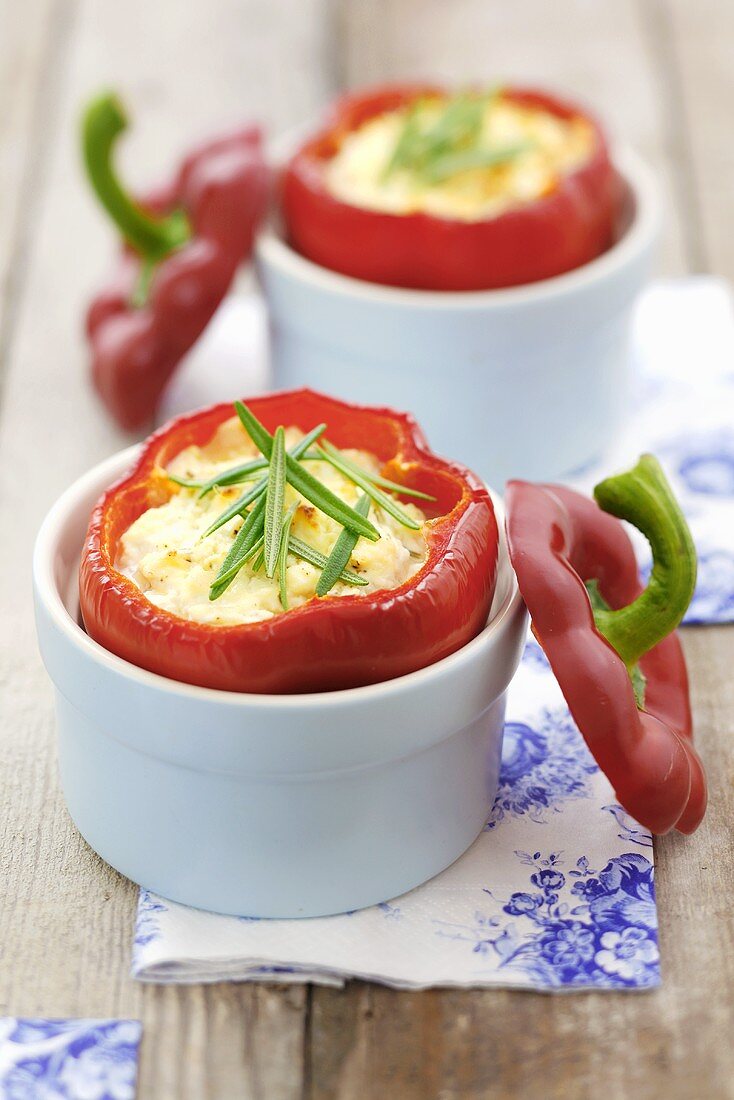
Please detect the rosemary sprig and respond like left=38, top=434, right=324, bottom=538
left=317, top=441, right=422, bottom=530
left=196, top=423, right=326, bottom=498
left=423, top=141, right=532, bottom=184
left=235, top=402, right=380, bottom=542
left=202, top=478, right=265, bottom=539
left=201, top=424, right=326, bottom=539
left=208, top=528, right=264, bottom=600
left=383, top=94, right=480, bottom=181
left=421, top=92, right=484, bottom=157
left=381, top=98, right=426, bottom=180
left=167, top=459, right=265, bottom=493
left=288, top=535, right=368, bottom=587
left=216, top=496, right=266, bottom=580
left=198, top=404, right=432, bottom=603
left=277, top=502, right=299, bottom=609
left=381, top=87, right=529, bottom=186
left=264, top=426, right=287, bottom=578
left=305, top=447, right=435, bottom=502
left=316, top=494, right=370, bottom=597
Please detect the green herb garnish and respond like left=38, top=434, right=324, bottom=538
left=209, top=527, right=264, bottom=600
left=381, top=98, right=427, bottom=180
left=215, top=496, right=266, bottom=580
left=199, top=402, right=431, bottom=603
left=318, top=441, right=422, bottom=530
left=200, top=425, right=326, bottom=539
left=423, top=142, right=532, bottom=184
left=251, top=546, right=265, bottom=574
left=277, top=502, right=299, bottom=609
left=177, top=422, right=327, bottom=498
left=381, top=86, right=529, bottom=186
left=288, top=535, right=368, bottom=587
left=264, top=426, right=287, bottom=578
left=202, top=477, right=266, bottom=540
left=301, top=449, right=435, bottom=502
left=316, top=494, right=370, bottom=597
left=235, top=402, right=380, bottom=542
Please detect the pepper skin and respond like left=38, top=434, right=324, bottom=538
left=282, top=83, right=622, bottom=291
left=80, top=389, right=499, bottom=694
left=506, top=462, right=706, bottom=836
left=83, top=93, right=270, bottom=431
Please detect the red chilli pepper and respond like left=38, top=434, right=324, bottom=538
left=79, top=390, right=499, bottom=694
left=506, top=455, right=707, bottom=835
left=282, top=83, right=622, bottom=291
left=83, top=93, right=270, bottom=431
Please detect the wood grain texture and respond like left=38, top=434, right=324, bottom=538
left=0, top=0, right=73, bottom=384
left=0, top=0, right=732, bottom=1097
left=667, top=0, right=734, bottom=279
left=0, top=0, right=330, bottom=1096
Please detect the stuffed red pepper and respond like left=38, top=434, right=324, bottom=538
left=282, top=83, right=622, bottom=291
left=80, top=389, right=499, bottom=693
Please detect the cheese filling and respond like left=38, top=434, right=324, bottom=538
left=116, top=417, right=428, bottom=626
left=324, top=92, right=596, bottom=221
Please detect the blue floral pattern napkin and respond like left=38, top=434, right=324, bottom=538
left=0, top=1018, right=142, bottom=1100
left=133, top=277, right=733, bottom=991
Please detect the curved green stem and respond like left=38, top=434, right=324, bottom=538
left=590, top=453, right=697, bottom=668
left=81, top=91, right=189, bottom=261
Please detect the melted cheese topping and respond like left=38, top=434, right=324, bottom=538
left=116, top=417, right=428, bottom=626
left=324, top=94, right=595, bottom=221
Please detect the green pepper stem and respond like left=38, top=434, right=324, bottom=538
left=591, top=453, right=697, bottom=668
left=81, top=91, right=189, bottom=261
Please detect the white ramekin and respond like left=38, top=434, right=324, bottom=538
left=257, top=147, right=659, bottom=486
left=33, top=448, right=526, bottom=918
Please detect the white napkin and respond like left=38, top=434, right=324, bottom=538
left=133, top=278, right=733, bottom=990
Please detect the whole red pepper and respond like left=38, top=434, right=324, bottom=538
left=79, top=389, right=499, bottom=693
left=506, top=455, right=706, bottom=835
left=282, top=83, right=622, bottom=291
left=83, top=93, right=269, bottom=431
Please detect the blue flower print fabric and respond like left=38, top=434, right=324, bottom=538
left=0, top=1018, right=142, bottom=1100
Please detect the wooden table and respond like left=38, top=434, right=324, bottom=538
left=1, top=2, right=732, bottom=1096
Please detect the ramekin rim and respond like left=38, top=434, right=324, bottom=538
left=256, top=144, right=659, bottom=309
left=33, top=446, right=525, bottom=711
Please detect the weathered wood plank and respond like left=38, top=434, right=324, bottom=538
left=0, top=0, right=334, bottom=1096
left=0, top=0, right=70, bottom=373
left=666, top=0, right=734, bottom=279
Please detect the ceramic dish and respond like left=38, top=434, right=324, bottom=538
left=258, top=145, right=659, bottom=487
left=33, top=449, right=526, bottom=918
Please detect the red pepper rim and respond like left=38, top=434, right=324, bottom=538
left=80, top=389, right=499, bottom=693
left=289, top=82, right=610, bottom=226
left=282, top=83, right=621, bottom=291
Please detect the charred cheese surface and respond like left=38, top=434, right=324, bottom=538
left=324, top=94, right=596, bottom=222
left=116, top=417, right=428, bottom=625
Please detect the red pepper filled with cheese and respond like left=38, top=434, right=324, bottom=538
left=79, top=390, right=499, bottom=694
left=282, top=83, right=623, bottom=291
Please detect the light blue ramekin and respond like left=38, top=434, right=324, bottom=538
left=33, top=448, right=526, bottom=918
left=258, top=147, right=659, bottom=485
